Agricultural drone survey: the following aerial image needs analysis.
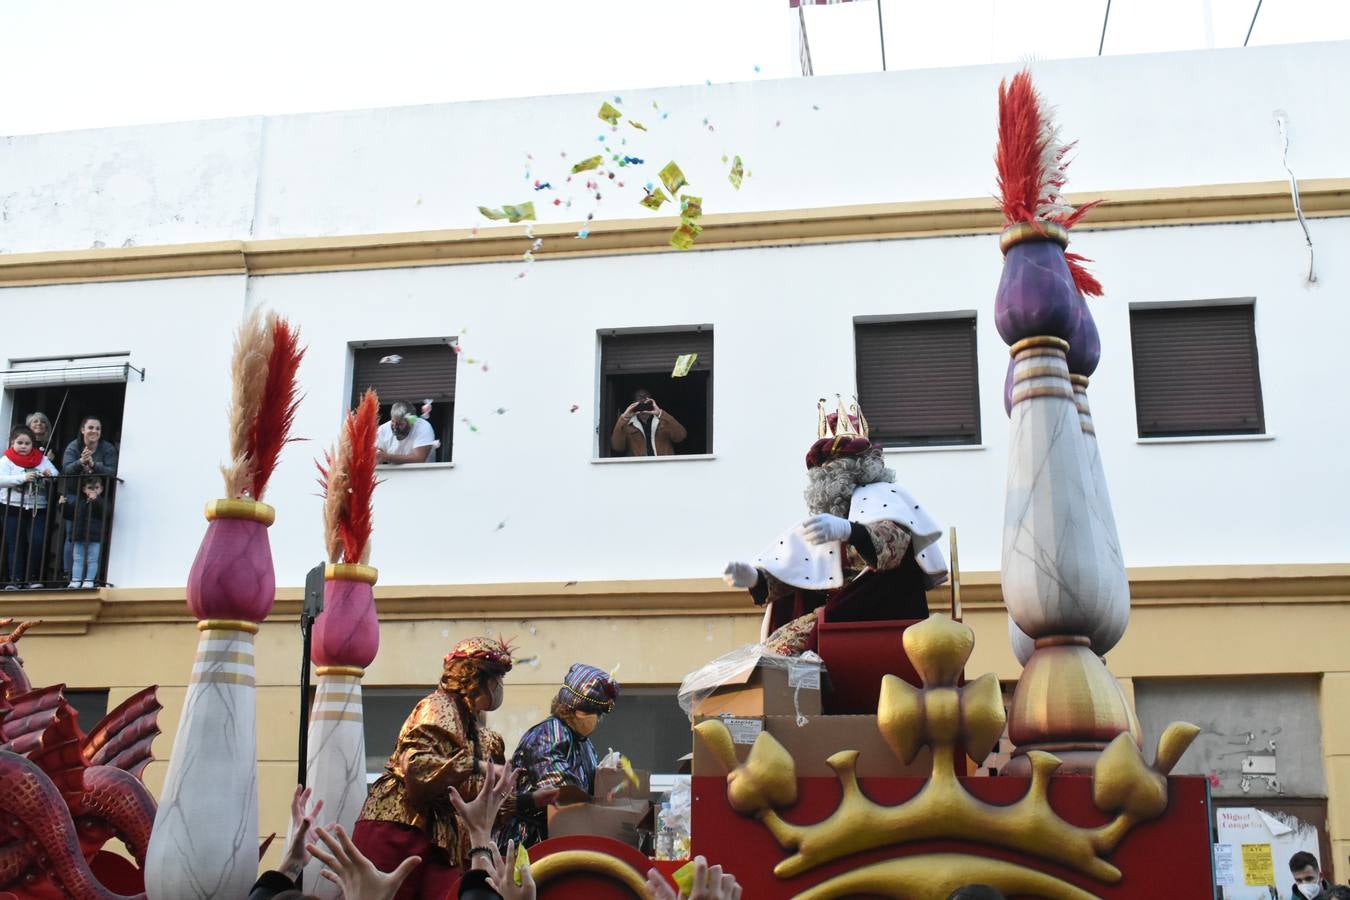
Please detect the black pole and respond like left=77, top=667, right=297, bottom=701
left=1098, top=0, right=1112, bottom=55
left=297, top=563, right=326, bottom=788
left=877, top=0, right=887, bottom=72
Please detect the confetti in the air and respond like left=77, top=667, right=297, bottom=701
left=571, top=155, right=603, bottom=174
left=658, top=161, right=687, bottom=195
left=672, top=353, right=698, bottom=378
left=640, top=188, right=669, bottom=211
left=597, top=101, right=622, bottom=125
left=494, top=407, right=508, bottom=415
left=569, top=404, right=580, bottom=413
left=379, top=354, right=403, bottom=365
left=629, top=120, right=647, bottom=131
left=728, top=155, right=745, bottom=190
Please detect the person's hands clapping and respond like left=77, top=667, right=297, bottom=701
left=801, top=513, right=852, bottom=545
left=307, top=825, right=420, bottom=900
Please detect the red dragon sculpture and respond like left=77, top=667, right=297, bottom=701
left=0, top=618, right=160, bottom=899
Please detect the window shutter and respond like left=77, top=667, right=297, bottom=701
left=601, top=330, right=713, bottom=375
left=351, top=343, right=458, bottom=406
left=854, top=318, right=981, bottom=446
left=1130, top=305, right=1264, bottom=437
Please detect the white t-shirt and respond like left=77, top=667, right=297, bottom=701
left=376, top=417, right=438, bottom=461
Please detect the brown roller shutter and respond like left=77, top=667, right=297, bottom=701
left=601, top=330, right=713, bottom=375
left=1130, top=305, right=1264, bottom=437
left=351, top=342, right=458, bottom=406
left=855, top=318, right=981, bottom=447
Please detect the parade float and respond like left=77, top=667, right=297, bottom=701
left=0, top=72, right=1213, bottom=899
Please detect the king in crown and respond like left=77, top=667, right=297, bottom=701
left=722, top=396, right=951, bottom=656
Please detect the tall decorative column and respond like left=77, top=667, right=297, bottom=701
left=993, top=71, right=1132, bottom=774
left=145, top=310, right=305, bottom=899
left=302, top=389, right=381, bottom=897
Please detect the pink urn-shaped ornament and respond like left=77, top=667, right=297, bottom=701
left=187, top=499, right=277, bottom=623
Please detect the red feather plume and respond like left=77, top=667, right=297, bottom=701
left=342, top=391, right=379, bottom=564
left=317, top=389, right=381, bottom=564
left=246, top=317, right=306, bottom=500
left=995, top=69, right=1105, bottom=298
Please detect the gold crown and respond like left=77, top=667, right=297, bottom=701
left=695, top=615, right=1199, bottom=898
left=817, top=395, right=869, bottom=440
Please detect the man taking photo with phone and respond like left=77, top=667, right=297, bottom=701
left=610, top=388, right=686, bottom=457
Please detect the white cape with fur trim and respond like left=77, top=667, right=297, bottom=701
left=754, top=482, right=949, bottom=592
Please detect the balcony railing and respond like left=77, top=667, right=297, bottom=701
left=1, top=473, right=118, bottom=591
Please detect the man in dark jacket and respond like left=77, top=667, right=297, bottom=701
left=610, top=389, right=686, bottom=457
left=1290, top=850, right=1334, bottom=899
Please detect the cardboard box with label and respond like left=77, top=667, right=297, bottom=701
left=686, top=655, right=823, bottom=719
left=545, top=765, right=654, bottom=848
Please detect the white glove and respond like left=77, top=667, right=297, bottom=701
left=801, top=514, right=853, bottom=545
left=722, top=561, right=759, bottom=589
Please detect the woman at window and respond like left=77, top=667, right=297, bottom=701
left=0, top=425, right=59, bottom=589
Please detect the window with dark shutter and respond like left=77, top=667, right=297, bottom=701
left=599, top=327, right=713, bottom=457
left=349, top=339, right=458, bottom=462
left=854, top=317, right=981, bottom=447
left=1129, top=304, right=1264, bottom=438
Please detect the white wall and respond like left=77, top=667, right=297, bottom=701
left=0, top=41, right=1347, bottom=588
left=1, top=41, right=1347, bottom=251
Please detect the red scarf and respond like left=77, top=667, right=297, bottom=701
left=5, top=446, right=44, bottom=469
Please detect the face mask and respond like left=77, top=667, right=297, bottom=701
left=1298, top=881, right=1322, bottom=899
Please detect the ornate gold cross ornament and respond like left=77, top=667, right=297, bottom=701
left=695, top=615, right=1199, bottom=899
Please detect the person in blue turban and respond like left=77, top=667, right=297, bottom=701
left=505, top=663, right=619, bottom=847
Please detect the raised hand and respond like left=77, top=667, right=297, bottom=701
left=278, top=785, right=324, bottom=880
left=722, top=561, right=758, bottom=589
left=307, top=825, right=420, bottom=900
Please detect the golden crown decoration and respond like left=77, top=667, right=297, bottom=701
left=694, top=615, right=1200, bottom=899
left=816, top=395, right=870, bottom=440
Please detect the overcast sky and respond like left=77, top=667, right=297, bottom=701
left=2, top=0, right=1348, bottom=136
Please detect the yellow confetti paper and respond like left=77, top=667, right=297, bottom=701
left=629, top=120, right=648, bottom=131
left=571, top=155, right=603, bottom=174
left=478, top=206, right=508, bottom=220
left=659, top=161, right=687, bottom=195
left=672, top=353, right=698, bottom=378
left=501, top=202, right=536, bottom=223
left=670, top=220, right=701, bottom=250
left=673, top=860, right=696, bottom=895
left=597, top=102, right=622, bottom=125
left=514, top=843, right=530, bottom=886
left=679, top=195, right=702, bottom=219
left=640, top=188, right=669, bottom=211
left=619, top=754, right=639, bottom=788
left=728, top=155, right=745, bottom=190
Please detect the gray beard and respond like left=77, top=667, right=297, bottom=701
left=803, top=454, right=896, bottom=519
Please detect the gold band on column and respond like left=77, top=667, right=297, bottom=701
left=1000, top=221, right=1070, bottom=254
left=204, top=499, right=276, bottom=525
left=1010, top=336, right=1070, bottom=356
left=197, top=619, right=260, bottom=634
left=324, top=563, right=379, bottom=584
left=315, top=665, right=366, bottom=677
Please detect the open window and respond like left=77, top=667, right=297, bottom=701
left=2, top=355, right=137, bottom=590
left=350, top=339, right=457, bottom=463
left=599, top=327, right=713, bottom=458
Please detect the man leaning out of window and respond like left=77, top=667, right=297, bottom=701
left=375, top=401, right=439, bottom=465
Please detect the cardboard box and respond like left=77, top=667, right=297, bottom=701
left=692, top=714, right=937, bottom=778
left=687, top=657, right=823, bottom=719
left=543, top=765, right=654, bottom=849
left=547, top=798, right=653, bottom=847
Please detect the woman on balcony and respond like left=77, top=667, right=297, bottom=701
left=0, top=426, right=59, bottom=589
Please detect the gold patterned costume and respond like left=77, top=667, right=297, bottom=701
left=359, top=688, right=512, bottom=866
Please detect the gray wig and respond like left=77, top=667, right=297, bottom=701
left=803, top=452, right=895, bottom=518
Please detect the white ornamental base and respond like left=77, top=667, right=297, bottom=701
left=145, top=623, right=260, bottom=900
left=1002, top=339, right=1115, bottom=640
left=301, top=670, right=369, bottom=899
